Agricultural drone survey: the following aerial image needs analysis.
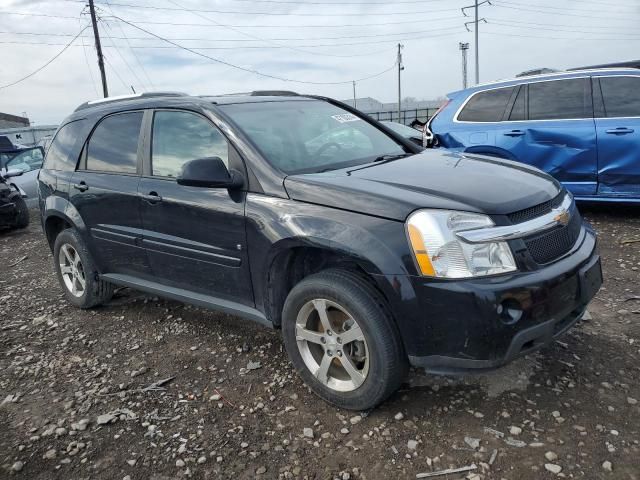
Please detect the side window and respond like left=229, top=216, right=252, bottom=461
left=44, top=119, right=89, bottom=171
left=508, top=86, right=526, bottom=121
left=86, top=112, right=143, bottom=173
left=528, top=78, right=590, bottom=120
left=599, top=76, right=640, bottom=118
left=5, top=147, right=44, bottom=173
left=457, top=87, right=515, bottom=122
left=151, top=111, right=229, bottom=178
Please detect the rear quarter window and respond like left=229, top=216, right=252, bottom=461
left=457, top=86, right=515, bottom=122
left=44, top=119, right=90, bottom=171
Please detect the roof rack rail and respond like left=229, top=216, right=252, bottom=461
left=250, top=90, right=299, bottom=96
left=74, top=91, right=188, bottom=112
left=568, top=60, right=640, bottom=71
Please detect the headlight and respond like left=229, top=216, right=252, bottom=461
left=406, top=210, right=517, bottom=278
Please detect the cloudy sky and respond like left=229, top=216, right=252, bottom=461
left=1, top=0, right=639, bottom=125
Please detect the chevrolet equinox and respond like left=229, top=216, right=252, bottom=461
left=39, top=92, right=602, bottom=410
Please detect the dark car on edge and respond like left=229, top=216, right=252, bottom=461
left=38, top=92, right=602, bottom=410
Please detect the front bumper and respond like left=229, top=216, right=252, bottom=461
left=375, top=225, right=602, bottom=374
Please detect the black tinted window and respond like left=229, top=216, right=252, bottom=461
left=458, top=87, right=514, bottom=122
left=152, top=111, right=229, bottom=177
left=86, top=112, right=142, bottom=173
left=44, top=120, right=89, bottom=171
left=599, top=76, right=640, bottom=118
left=509, top=87, right=526, bottom=121
left=529, top=78, right=590, bottom=120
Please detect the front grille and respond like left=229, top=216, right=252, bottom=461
left=508, top=193, right=564, bottom=224
left=523, top=208, right=582, bottom=264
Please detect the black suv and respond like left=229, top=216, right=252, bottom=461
left=39, top=92, right=602, bottom=410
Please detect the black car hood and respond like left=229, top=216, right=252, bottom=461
left=284, top=150, right=562, bottom=221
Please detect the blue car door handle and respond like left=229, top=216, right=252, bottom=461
left=605, top=127, right=634, bottom=135
left=504, top=130, right=525, bottom=137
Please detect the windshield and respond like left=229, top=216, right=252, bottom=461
left=219, top=100, right=407, bottom=174
left=382, top=122, right=421, bottom=137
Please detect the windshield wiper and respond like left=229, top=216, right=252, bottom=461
left=373, top=153, right=412, bottom=162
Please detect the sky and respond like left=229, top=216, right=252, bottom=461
left=1, top=0, right=639, bottom=125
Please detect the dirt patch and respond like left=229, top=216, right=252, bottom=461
left=1, top=207, right=639, bottom=479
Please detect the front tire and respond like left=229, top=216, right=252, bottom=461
left=282, top=269, right=407, bottom=410
left=14, top=196, right=29, bottom=229
left=53, top=229, right=114, bottom=308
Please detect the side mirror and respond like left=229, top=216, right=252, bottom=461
left=3, top=168, right=24, bottom=179
left=177, top=157, right=243, bottom=189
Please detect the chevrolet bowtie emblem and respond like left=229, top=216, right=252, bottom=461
left=553, top=208, right=570, bottom=226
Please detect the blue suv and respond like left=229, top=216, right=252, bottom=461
left=427, top=68, right=640, bottom=202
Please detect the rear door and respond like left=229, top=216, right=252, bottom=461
left=137, top=109, right=253, bottom=305
left=521, top=77, right=597, bottom=196
left=593, top=75, right=640, bottom=196
left=69, top=110, right=150, bottom=277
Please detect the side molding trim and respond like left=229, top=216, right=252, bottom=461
left=101, top=274, right=272, bottom=328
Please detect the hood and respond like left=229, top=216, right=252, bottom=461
left=284, top=150, right=562, bottom=221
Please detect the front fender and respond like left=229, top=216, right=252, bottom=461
left=9, top=183, right=27, bottom=198
left=246, top=193, right=417, bottom=316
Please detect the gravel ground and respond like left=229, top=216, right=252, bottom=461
left=1, top=207, right=639, bottom=480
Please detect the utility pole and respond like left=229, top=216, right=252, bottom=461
left=397, top=43, right=404, bottom=123
left=459, top=42, right=469, bottom=89
left=462, top=0, right=490, bottom=85
left=88, top=0, right=108, bottom=97
left=352, top=81, right=357, bottom=109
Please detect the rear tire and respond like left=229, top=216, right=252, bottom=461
left=14, top=196, right=29, bottom=229
left=282, top=269, right=408, bottom=410
left=53, top=228, right=114, bottom=308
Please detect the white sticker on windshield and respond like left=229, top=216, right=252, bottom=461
left=331, top=113, right=360, bottom=123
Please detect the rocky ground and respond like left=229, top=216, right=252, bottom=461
left=1, top=206, right=639, bottom=480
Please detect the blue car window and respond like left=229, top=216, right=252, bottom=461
left=599, top=76, right=640, bottom=118
left=529, top=78, right=590, bottom=120
left=458, top=87, right=515, bottom=122
left=508, top=86, right=526, bottom=121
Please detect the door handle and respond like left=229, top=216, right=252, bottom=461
left=141, top=192, right=163, bottom=204
left=504, top=130, right=525, bottom=137
left=605, top=127, right=634, bottom=135
left=73, top=181, right=88, bottom=192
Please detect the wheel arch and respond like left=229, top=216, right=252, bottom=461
left=262, top=238, right=396, bottom=328
left=42, top=195, right=87, bottom=251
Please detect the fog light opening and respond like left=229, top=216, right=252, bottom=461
left=498, top=299, right=523, bottom=325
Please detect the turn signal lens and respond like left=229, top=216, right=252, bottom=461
left=407, top=224, right=436, bottom=276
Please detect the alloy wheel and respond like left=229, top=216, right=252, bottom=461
left=58, top=243, right=86, bottom=298
left=295, top=298, right=369, bottom=392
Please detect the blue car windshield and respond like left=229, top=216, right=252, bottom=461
left=219, top=100, right=406, bottom=174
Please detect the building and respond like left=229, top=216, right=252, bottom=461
left=0, top=112, right=29, bottom=129
left=0, top=125, right=58, bottom=148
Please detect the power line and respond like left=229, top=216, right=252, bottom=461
left=70, top=1, right=463, bottom=16
left=100, top=21, right=148, bottom=91
left=0, top=28, right=466, bottom=50
left=0, top=11, right=466, bottom=28
left=101, top=14, right=397, bottom=85
left=488, top=20, right=640, bottom=37
left=0, top=23, right=468, bottom=42
left=491, top=1, right=636, bottom=20
left=0, top=27, right=89, bottom=90
left=103, top=0, right=155, bottom=89
left=495, top=0, right=636, bottom=14
left=482, top=30, right=640, bottom=41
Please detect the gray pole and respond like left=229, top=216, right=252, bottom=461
left=89, top=0, right=108, bottom=97
left=459, top=42, right=469, bottom=89
left=352, top=81, right=357, bottom=109
left=474, top=0, right=479, bottom=84
left=397, top=43, right=403, bottom=123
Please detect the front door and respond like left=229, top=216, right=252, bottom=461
left=69, top=111, right=150, bottom=277
left=593, top=75, right=640, bottom=196
left=138, top=109, right=253, bottom=306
